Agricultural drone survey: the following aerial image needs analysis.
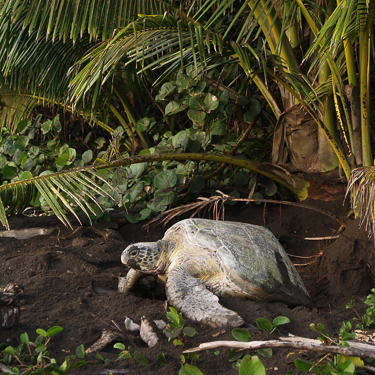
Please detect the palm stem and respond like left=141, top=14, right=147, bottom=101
left=359, top=0, right=373, bottom=166
left=113, top=85, right=152, bottom=149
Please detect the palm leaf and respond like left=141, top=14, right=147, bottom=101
left=0, top=0, right=173, bottom=42
left=0, top=90, right=38, bottom=132
left=0, top=153, right=311, bottom=230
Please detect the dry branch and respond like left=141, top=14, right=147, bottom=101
left=183, top=336, right=375, bottom=359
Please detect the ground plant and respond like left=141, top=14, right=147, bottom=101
left=0, top=326, right=85, bottom=374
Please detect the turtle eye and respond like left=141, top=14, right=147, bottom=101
left=131, top=249, right=139, bottom=256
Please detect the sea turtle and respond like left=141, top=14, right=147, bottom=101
left=120, top=219, right=312, bottom=328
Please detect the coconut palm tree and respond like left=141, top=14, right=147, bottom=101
left=0, top=0, right=373, bottom=232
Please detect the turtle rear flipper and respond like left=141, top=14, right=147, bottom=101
left=166, top=267, right=244, bottom=328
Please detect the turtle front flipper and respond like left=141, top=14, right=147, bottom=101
left=118, top=269, right=146, bottom=293
left=166, top=267, right=244, bottom=328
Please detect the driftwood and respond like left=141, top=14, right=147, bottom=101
left=184, top=335, right=375, bottom=359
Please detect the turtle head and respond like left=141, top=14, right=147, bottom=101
left=121, top=241, right=166, bottom=273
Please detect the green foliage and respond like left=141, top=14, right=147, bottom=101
left=179, top=363, right=204, bottom=375
left=231, top=328, right=251, bottom=342
left=292, top=321, right=363, bottom=374
left=0, top=326, right=87, bottom=374
left=164, top=307, right=197, bottom=346
left=238, top=355, right=266, bottom=375
left=294, top=356, right=359, bottom=374
left=346, top=288, right=375, bottom=329
left=256, top=316, right=290, bottom=335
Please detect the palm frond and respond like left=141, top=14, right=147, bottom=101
left=0, top=90, right=38, bottom=132
left=346, top=166, right=375, bottom=240
left=0, top=0, right=172, bottom=42
left=0, top=13, right=96, bottom=107
left=0, top=153, right=311, bottom=230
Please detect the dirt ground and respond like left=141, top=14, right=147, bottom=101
left=1, top=194, right=375, bottom=374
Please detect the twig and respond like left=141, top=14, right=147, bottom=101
left=146, top=192, right=344, bottom=230
left=304, top=236, right=339, bottom=241
left=183, top=336, right=375, bottom=359
left=0, top=363, right=16, bottom=374
left=89, top=313, right=137, bottom=347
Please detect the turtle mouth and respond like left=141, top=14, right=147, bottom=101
left=137, top=260, right=166, bottom=275
left=127, top=259, right=140, bottom=270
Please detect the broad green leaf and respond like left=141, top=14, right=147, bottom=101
left=47, top=326, right=63, bottom=337
left=188, top=353, right=199, bottom=360
left=234, top=171, right=249, bottom=186
left=47, top=139, right=56, bottom=148
left=147, top=199, right=167, bottom=212
left=257, top=348, right=272, bottom=358
left=337, top=355, right=364, bottom=368
left=231, top=328, right=251, bottom=342
left=166, top=307, right=182, bottom=326
left=256, top=318, right=273, bottom=332
left=189, top=97, right=205, bottom=111
left=165, top=327, right=181, bottom=340
left=179, top=364, right=204, bottom=375
left=157, top=82, right=176, bottom=100
left=239, top=355, right=266, bottom=375
left=227, top=348, right=243, bottom=362
left=55, top=153, right=69, bottom=167
left=248, top=99, right=261, bottom=117
left=157, top=353, right=166, bottom=366
left=176, top=73, right=191, bottom=89
left=154, top=189, right=177, bottom=206
left=112, top=168, right=127, bottom=186
left=76, top=344, right=85, bottom=359
left=236, top=96, right=249, bottom=106
left=113, top=343, right=126, bottom=350
left=118, top=350, right=132, bottom=359
left=0, top=155, right=7, bottom=168
left=82, top=150, right=93, bottom=164
left=265, top=179, right=277, bottom=196
left=20, top=332, right=29, bottom=346
left=172, top=130, right=189, bottom=149
left=272, top=316, right=290, bottom=327
left=310, top=323, right=325, bottom=333
left=41, top=120, right=52, bottom=134
left=13, top=149, right=23, bottom=164
left=129, top=163, right=147, bottom=178
left=53, top=115, right=61, bottom=131
left=17, top=119, right=31, bottom=133
left=3, top=164, right=18, bottom=179
left=19, top=171, right=33, bottom=180
left=134, top=351, right=149, bottom=366
left=336, top=359, right=355, bottom=373
left=154, top=170, right=177, bottom=188
left=3, top=346, right=15, bottom=355
left=174, top=339, right=183, bottom=346
left=203, top=93, right=219, bottom=113
left=165, top=101, right=181, bottom=115
left=66, top=148, right=76, bottom=164
left=252, top=192, right=263, bottom=205
left=191, top=176, right=205, bottom=193
left=135, top=117, right=155, bottom=132
left=294, top=358, right=314, bottom=372
left=23, top=158, right=34, bottom=171
left=182, top=327, right=197, bottom=337
left=95, top=137, right=106, bottom=148
left=59, top=359, right=70, bottom=372
left=190, top=81, right=206, bottom=95
left=187, top=109, right=206, bottom=123
left=35, top=343, right=47, bottom=353
left=139, top=208, right=152, bottom=220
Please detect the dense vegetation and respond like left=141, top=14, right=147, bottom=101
left=0, top=0, right=374, bottom=228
